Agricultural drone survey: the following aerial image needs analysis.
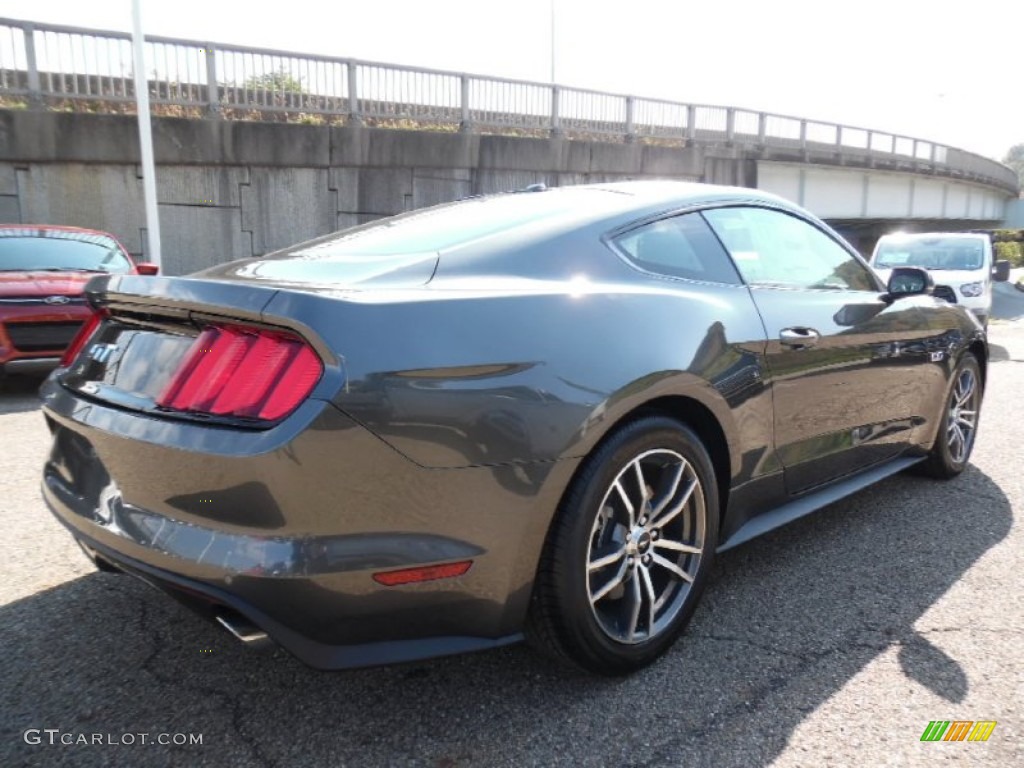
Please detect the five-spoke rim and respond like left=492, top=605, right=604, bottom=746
left=946, top=366, right=978, bottom=465
left=585, top=448, right=705, bottom=645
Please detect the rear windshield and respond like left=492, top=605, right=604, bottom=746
left=0, top=232, right=133, bottom=274
left=221, top=190, right=609, bottom=284
left=278, top=191, right=594, bottom=258
left=874, top=237, right=987, bottom=271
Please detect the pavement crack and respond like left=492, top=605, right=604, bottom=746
left=135, top=598, right=273, bottom=768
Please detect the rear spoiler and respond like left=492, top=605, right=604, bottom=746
left=85, top=275, right=280, bottom=324
left=84, top=274, right=339, bottom=368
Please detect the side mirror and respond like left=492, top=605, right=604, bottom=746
left=135, top=263, right=160, bottom=276
left=885, top=267, right=934, bottom=301
left=992, top=260, right=1010, bottom=282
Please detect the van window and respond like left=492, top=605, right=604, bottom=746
left=874, top=237, right=986, bottom=271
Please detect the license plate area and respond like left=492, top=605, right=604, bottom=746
left=62, top=319, right=198, bottom=404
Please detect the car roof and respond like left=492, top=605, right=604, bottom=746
left=443, top=180, right=804, bottom=246
left=538, top=179, right=793, bottom=210
left=0, top=223, right=120, bottom=238
left=877, top=232, right=988, bottom=241
left=201, top=181, right=819, bottom=286
left=0, top=224, right=129, bottom=251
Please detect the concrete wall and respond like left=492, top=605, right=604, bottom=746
left=0, top=111, right=748, bottom=274
left=0, top=110, right=1011, bottom=275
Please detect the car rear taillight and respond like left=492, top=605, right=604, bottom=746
left=156, top=324, right=323, bottom=422
left=60, top=309, right=105, bottom=367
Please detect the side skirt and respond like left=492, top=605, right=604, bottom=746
left=717, top=455, right=924, bottom=552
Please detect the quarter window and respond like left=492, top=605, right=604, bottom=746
left=614, top=213, right=741, bottom=285
left=702, top=207, right=877, bottom=291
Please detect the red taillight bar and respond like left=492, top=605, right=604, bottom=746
left=60, top=308, right=105, bottom=367
left=156, top=324, right=323, bottom=422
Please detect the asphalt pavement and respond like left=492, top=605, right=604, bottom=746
left=992, top=272, right=1024, bottom=323
left=1, top=326, right=1023, bottom=768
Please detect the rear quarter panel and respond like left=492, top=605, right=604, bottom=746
left=263, top=279, right=774, bottom=485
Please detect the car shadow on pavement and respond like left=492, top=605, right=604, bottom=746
left=0, top=466, right=1012, bottom=767
left=0, top=375, right=45, bottom=415
left=987, top=342, right=1024, bottom=364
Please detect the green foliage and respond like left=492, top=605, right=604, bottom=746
left=995, top=240, right=1024, bottom=267
left=1004, top=143, right=1024, bottom=189
left=243, top=70, right=305, bottom=93
left=992, top=229, right=1024, bottom=242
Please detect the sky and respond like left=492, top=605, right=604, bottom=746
left=4, top=0, right=1021, bottom=160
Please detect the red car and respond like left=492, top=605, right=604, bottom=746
left=0, top=225, right=157, bottom=377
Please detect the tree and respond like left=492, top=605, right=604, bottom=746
left=243, top=70, right=304, bottom=93
left=1004, top=144, right=1024, bottom=191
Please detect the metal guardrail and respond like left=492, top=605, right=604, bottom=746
left=0, top=16, right=1018, bottom=194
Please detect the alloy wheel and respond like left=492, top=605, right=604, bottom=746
left=946, top=366, right=978, bottom=464
left=585, top=449, right=706, bottom=644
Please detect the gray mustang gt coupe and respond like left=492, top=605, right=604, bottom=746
left=41, top=181, right=986, bottom=674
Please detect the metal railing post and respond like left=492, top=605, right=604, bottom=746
left=799, top=120, right=807, bottom=151
left=686, top=105, right=696, bottom=141
left=835, top=124, right=843, bottom=149
left=725, top=108, right=735, bottom=144
left=347, top=61, right=361, bottom=125
left=624, top=95, right=635, bottom=142
left=550, top=85, right=561, bottom=136
left=757, top=112, right=767, bottom=145
left=459, top=74, right=471, bottom=132
left=204, top=44, right=220, bottom=118
left=23, top=23, right=42, bottom=108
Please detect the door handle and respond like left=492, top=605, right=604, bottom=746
left=779, top=327, right=820, bottom=348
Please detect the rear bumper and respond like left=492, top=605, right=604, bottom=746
left=39, top=378, right=571, bottom=668
left=49, top=516, right=521, bottom=669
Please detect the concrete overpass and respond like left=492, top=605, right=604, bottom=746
left=0, top=17, right=1018, bottom=271
left=755, top=163, right=1012, bottom=252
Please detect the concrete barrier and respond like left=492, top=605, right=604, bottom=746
left=0, top=110, right=731, bottom=273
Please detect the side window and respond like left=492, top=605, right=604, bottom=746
left=613, top=213, right=741, bottom=285
left=702, top=207, right=877, bottom=291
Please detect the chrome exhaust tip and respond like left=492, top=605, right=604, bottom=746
left=215, top=612, right=272, bottom=648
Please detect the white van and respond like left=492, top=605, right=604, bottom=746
left=870, top=232, right=1011, bottom=326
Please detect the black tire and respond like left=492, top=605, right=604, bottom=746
left=526, top=415, right=719, bottom=675
left=917, top=354, right=983, bottom=479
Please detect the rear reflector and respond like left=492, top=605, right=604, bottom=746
left=156, top=324, right=323, bottom=422
left=372, top=561, right=473, bottom=586
left=60, top=309, right=105, bottom=367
